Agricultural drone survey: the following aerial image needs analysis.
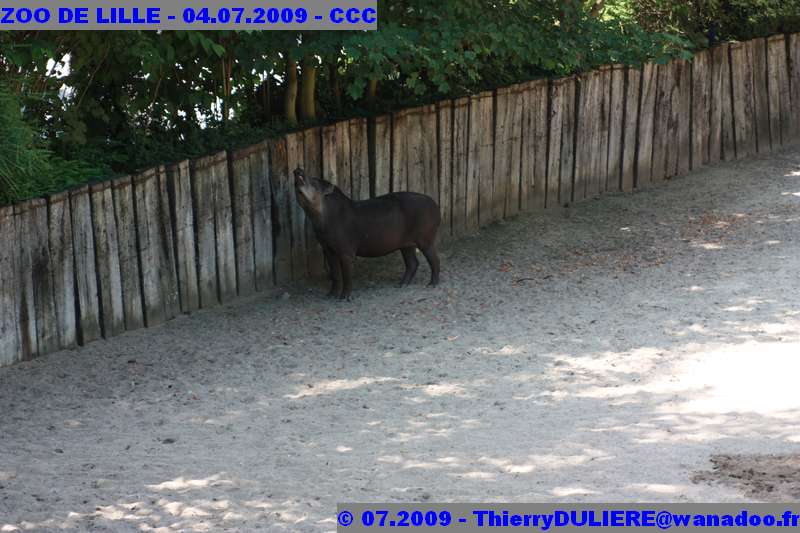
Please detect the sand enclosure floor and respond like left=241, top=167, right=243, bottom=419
left=2, top=146, right=800, bottom=531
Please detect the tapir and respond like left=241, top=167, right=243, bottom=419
left=293, top=168, right=441, bottom=300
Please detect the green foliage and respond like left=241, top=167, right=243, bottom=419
left=0, top=0, right=777, bottom=204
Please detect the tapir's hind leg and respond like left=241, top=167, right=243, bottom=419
left=399, top=247, right=419, bottom=286
left=420, top=244, right=440, bottom=287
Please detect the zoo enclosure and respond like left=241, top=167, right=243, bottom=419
left=1, top=34, right=800, bottom=367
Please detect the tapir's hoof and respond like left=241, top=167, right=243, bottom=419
left=427, top=281, right=439, bottom=287
left=339, top=293, right=352, bottom=302
left=326, top=290, right=339, bottom=299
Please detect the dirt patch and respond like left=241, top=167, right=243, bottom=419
left=1, top=146, right=800, bottom=531
left=694, top=455, right=800, bottom=502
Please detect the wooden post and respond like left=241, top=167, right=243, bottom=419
left=69, top=185, right=101, bottom=344
left=452, top=97, right=470, bottom=236
left=767, top=35, right=791, bottom=147
left=0, top=205, right=21, bottom=365
left=156, top=167, right=180, bottom=320
left=691, top=51, right=711, bottom=169
left=437, top=100, right=454, bottom=242
left=493, top=87, right=512, bottom=220
left=350, top=118, right=370, bottom=201
left=730, top=42, right=756, bottom=159
left=651, top=62, right=672, bottom=181
left=405, top=108, right=424, bottom=195
left=789, top=33, right=800, bottom=141
left=676, top=59, right=692, bottom=177
left=334, top=121, right=352, bottom=196
left=285, top=132, right=306, bottom=281
left=111, top=176, right=145, bottom=329
left=637, top=63, right=657, bottom=187
left=574, top=72, right=593, bottom=201
left=47, top=191, right=77, bottom=349
left=90, top=182, right=125, bottom=338
left=547, top=79, right=564, bottom=207
left=391, top=109, right=408, bottom=193
left=14, top=200, right=39, bottom=358
left=421, top=105, right=438, bottom=203
left=713, top=43, right=736, bottom=161
left=374, top=115, right=391, bottom=197
left=607, top=65, right=626, bottom=192
left=506, top=86, right=524, bottom=216
left=269, top=138, right=292, bottom=284
left=166, top=161, right=199, bottom=313
left=596, top=67, right=611, bottom=194
left=249, top=141, right=273, bottom=292
left=302, top=127, right=325, bottom=279
left=470, top=91, right=494, bottom=226
left=25, top=198, right=58, bottom=355
left=622, top=67, right=641, bottom=191
left=750, top=38, right=771, bottom=153
left=230, top=145, right=257, bottom=295
left=522, top=80, right=549, bottom=209
left=191, top=155, right=220, bottom=307
left=559, top=77, right=576, bottom=206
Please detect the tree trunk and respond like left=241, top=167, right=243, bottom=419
left=366, top=78, right=378, bottom=110
left=299, top=56, right=317, bottom=121
left=330, top=60, right=342, bottom=115
left=284, top=57, right=298, bottom=126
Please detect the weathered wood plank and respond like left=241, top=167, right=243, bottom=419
left=547, top=79, right=564, bottom=208
left=90, top=182, right=125, bottom=338
left=596, top=67, right=612, bottom=194
left=790, top=33, right=800, bottom=141
left=303, top=127, right=325, bottom=279
left=391, top=109, right=408, bottom=192
left=750, top=38, right=772, bottom=153
left=133, top=169, right=166, bottom=326
left=111, top=176, right=145, bottom=329
left=574, top=72, right=593, bottom=201
left=26, top=198, right=58, bottom=355
left=69, top=185, right=101, bottom=344
left=374, top=115, right=392, bottom=197
left=493, top=87, right=512, bottom=220
left=506, top=85, right=523, bottom=215
left=166, top=161, right=199, bottom=313
left=529, top=80, right=549, bottom=208
left=47, top=192, right=77, bottom=349
left=691, top=51, right=711, bottom=168
left=405, top=107, right=425, bottom=195
left=711, top=43, right=736, bottom=161
left=14, top=200, right=38, bottom=358
left=730, top=42, right=756, bottom=160
left=666, top=60, right=681, bottom=178
left=248, top=141, right=273, bottom=291
left=207, top=154, right=237, bottom=301
left=767, top=35, right=791, bottom=147
left=637, top=63, right=657, bottom=187
left=437, top=101, right=454, bottom=242
left=1, top=205, right=21, bottom=362
left=452, top=97, right=469, bottom=236
left=269, top=138, right=292, bottom=284
left=156, top=167, right=180, bottom=320
left=622, top=67, right=641, bottom=191
left=421, top=105, right=438, bottom=202
left=651, top=62, right=672, bottom=181
left=191, top=155, right=220, bottom=307
left=559, top=77, right=576, bottom=206
left=230, top=145, right=257, bottom=295
left=350, top=118, right=370, bottom=201
left=468, top=92, right=494, bottom=227
left=0, top=205, right=21, bottom=364
left=676, top=59, right=692, bottom=177
left=335, top=120, right=352, bottom=195
left=285, top=132, right=306, bottom=281
left=607, top=65, right=626, bottom=192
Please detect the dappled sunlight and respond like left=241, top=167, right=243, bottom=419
left=147, top=474, right=235, bottom=492
left=285, top=376, right=399, bottom=399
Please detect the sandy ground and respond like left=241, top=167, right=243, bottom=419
left=2, top=145, right=800, bottom=532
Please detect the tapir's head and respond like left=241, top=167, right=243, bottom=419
left=294, top=167, right=335, bottom=218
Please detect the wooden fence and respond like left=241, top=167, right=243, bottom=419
left=2, top=33, right=800, bottom=367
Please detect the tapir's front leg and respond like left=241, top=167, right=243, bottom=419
left=324, top=247, right=341, bottom=298
left=339, top=254, right=355, bottom=301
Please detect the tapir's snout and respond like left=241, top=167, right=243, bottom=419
left=293, top=167, right=306, bottom=188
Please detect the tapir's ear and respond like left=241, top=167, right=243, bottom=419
left=293, top=167, right=305, bottom=180
left=321, top=181, right=335, bottom=195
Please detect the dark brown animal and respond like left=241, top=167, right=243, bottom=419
left=293, top=168, right=441, bottom=300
